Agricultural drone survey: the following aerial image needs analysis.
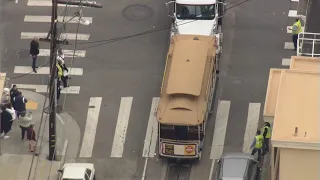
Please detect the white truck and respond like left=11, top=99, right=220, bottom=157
left=165, top=0, right=226, bottom=70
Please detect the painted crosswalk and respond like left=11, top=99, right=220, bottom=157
left=10, top=1, right=94, bottom=95
left=21, top=32, right=90, bottom=41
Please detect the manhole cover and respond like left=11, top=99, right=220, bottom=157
left=123, top=4, right=153, bottom=21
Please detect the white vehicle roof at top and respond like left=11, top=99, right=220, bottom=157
left=176, top=0, right=217, bottom=5
left=58, top=163, right=96, bottom=180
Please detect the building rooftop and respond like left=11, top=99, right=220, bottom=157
left=263, top=56, right=320, bottom=123
left=271, top=69, right=320, bottom=150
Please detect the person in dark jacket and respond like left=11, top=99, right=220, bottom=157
left=30, top=37, right=40, bottom=73
left=13, top=91, right=28, bottom=117
left=10, top=85, right=19, bottom=107
left=0, top=105, right=12, bottom=139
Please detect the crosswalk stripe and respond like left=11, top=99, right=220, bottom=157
left=282, top=58, right=291, bottom=66
left=142, top=97, right=159, bottom=158
left=21, top=32, right=90, bottom=41
left=24, top=15, right=93, bottom=24
left=288, top=10, right=297, bottom=17
left=27, top=0, right=80, bottom=7
left=284, top=42, right=294, bottom=49
left=209, top=100, right=230, bottom=179
left=286, top=26, right=305, bottom=34
left=111, top=97, right=133, bottom=158
left=79, top=97, right=102, bottom=158
left=15, top=84, right=80, bottom=94
left=39, top=49, right=86, bottom=57
left=291, top=0, right=299, bottom=2
left=242, top=103, right=261, bottom=153
left=14, top=66, right=83, bottom=75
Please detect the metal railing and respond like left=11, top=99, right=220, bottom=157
left=297, top=32, right=320, bottom=57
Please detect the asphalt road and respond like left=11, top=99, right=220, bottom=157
left=0, top=0, right=295, bottom=179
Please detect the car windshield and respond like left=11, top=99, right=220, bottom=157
left=176, top=4, right=215, bottom=20
left=222, top=158, right=248, bottom=178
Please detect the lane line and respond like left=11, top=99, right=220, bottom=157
left=282, top=58, right=291, bottom=66
left=288, top=10, right=297, bottom=17
left=208, top=100, right=230, bottom=180
left=291, top=0, right=299, bottom=2
left=242, top=103, right=261, bottom=153
left=24, top=15, right=93, bottom=24
left=142, top=97, right=159, bottom=158
left=15, top=84, right=80, bottom=94
left=62, top=140, right=69, bottom=156
left=141, top=158, right=148, bottom=180
left=15, top=0, right=18, bottom=3
left=21, top=32, right=90, bottom=41
left=286, top=26, right=305, bottom=34
left=110, top=97, right=133, bottom=158
left=284, top=42, right=294, bottom=50
left=14, top=66, right=83, bottom=75
left=79, top=97, right=102, bottom=158
left=27, top=0, right=81, bottom=7
left=39, top=49, right=86, bottom=57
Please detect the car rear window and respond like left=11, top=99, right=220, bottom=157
left=222, top=158, right=248, bottom=178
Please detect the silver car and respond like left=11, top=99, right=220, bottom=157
left=215, top=152, right=261, bottom=180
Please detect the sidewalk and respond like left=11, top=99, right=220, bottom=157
left=0, top=89, right=81, bottom=180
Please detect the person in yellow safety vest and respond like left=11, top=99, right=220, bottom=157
left=288, top=18, right=302, bottom=51
left=250, top=130, right=264, bottom=161
left=56, top=63, right=63, bottom=101
left=262, top=122, right=271, bottom=155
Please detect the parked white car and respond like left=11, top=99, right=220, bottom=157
left=58, top=163, right=96, bottom=180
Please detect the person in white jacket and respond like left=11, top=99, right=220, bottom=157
left=18, top=112, right=33, bottom=140
left=6, top=103, right=16, bottom=121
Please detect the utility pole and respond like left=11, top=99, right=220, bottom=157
left=46, top=0, right=102, bottom=161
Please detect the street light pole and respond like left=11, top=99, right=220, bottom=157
left=48, top=0, right=58, bottom=161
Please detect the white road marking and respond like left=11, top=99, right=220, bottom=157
left=291, top=0, right=299, bottom=2
left=21, top=32, right=90, bottom=41
left=286, top=26, right=305, bottom=33
left=242, top=103, right=261, bottom=153
left=288, top=10, right=297, bottom=17
left=14, top=66, right=83, bottom=75
left=27, top=0, right=80, bottom=7
left=15, top=0, right=18, bottom=3
left=62, top=140, right=68, bottom=156
left=24, top=15, right=93, bottom=24
left=209, top=100, right=230, bottom=180
left=79, top=97, right=102, bottom=158
left=39, top=49, right=86, bottom=57
left=111, top=97, right=133, bottom=158
left=57, top=113, right=64, bottom=125
left=141, top=158, right=148, bottom=180
left=142, top=97, right=159, bottom=158
left=15, top=84, right=80, bottom=94
left=282, top=58, right=291, bottom=66
left=284, top=42, right=295, bottom=49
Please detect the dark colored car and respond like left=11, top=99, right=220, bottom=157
left=215, top=152, right=261, bottom=180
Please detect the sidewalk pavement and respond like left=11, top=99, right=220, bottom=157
left=0, top=89, right=81, bottom=180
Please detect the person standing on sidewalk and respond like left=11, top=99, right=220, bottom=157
left=0, top=105, right=13, bottom=139
left=30, top=37, right=40, bottom=73
left=6, top=103, right=16, bottom=131
left=262, top=122, right=271, bottom=155
left=250, top=130, right=264, bottom=161
left=27, top=124, right=38, bottom=156
left=10, top=85, right=19, bottom=107
left=13, top=91, right=28, bottom=117
left=288, top=18, right=302, bottom=51
left=18, top=112, right=32, bottom=140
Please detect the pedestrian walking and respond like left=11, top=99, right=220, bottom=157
left=262, top=122, right=271, bottom=155
left=27, top=124, right=38, bottom=156
left=0, top=105, right=13, bottom=139
left=10, top=85, right=19, bottom=107
left=250, top=130, right=264, bottom=161
left=288, top=18, right=302, bottom=51
left=18, top=112, right=32, bottom=140
left=30, top=37, right=40, bottom=73
left=13, top=91, right=28, bottom=118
